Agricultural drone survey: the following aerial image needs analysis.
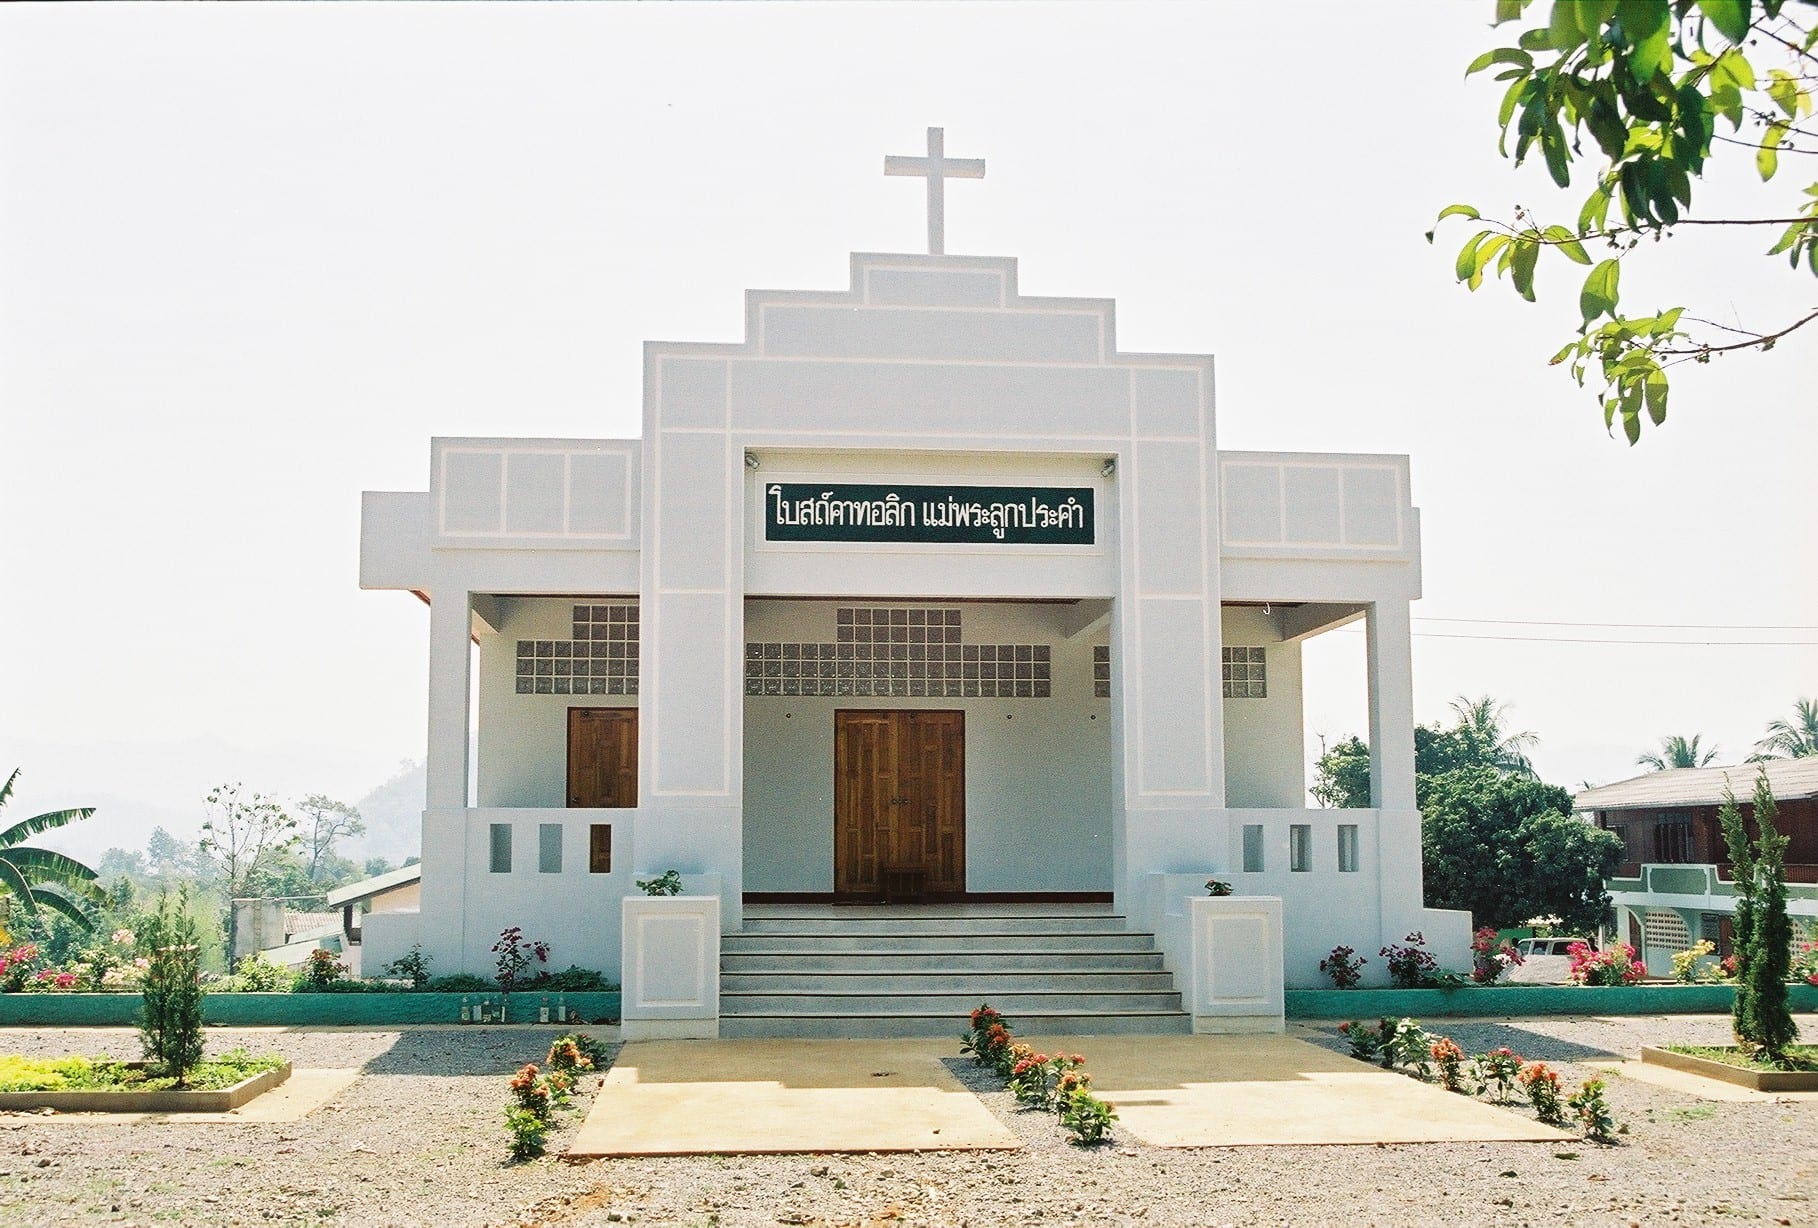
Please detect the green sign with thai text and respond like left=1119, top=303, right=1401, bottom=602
left=764, top=483, right=1094, bottom=545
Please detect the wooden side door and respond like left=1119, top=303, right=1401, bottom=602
left=567, top=708, right=638, bottom=808
left=834, top=710, right=964, bottom=896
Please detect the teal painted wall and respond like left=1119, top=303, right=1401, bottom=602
left=1286, top=982, right=1818, bottom=1019
left=0, top=991, right=621, bottom=1028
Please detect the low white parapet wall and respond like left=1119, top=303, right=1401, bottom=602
left=1186, top=895, right=1285, bottom=1034
left=620, top=895, right=720, bottom=1040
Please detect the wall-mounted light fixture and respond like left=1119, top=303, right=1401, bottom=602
left=744, top=453, right=761, bottom=471
left=1100, top=458, right=1116, bottom=478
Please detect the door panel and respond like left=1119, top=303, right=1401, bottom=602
left=834, top=710, right=964, bottom=895
left=568, top=708, right=638, bottom=808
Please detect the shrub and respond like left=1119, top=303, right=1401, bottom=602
left=426, top=973, right=493, bottom=994
left=1469, top=926, right=1523, bottom=985
left=504, top=1106, right=548, bottom=1161
left=1670, top=940, right=1718, bottom=984
left=636, top=870, right=683, bottom=897
left=961, top=1004, right=1015, bottom=1071
left=542, top=965, right=611, bottom=992
left=1319, top=945, right=1366, bottom=989
left=1728, top=772, right=1798, bottom=1062
left=1058, top=1089, right=1117, bottom=1145
left=1567, top=942, right=1643, bottom=986
left=1430, top=1036, right=1466, bottom=1093
left=1337, top=1019, right=1391, bottom=1065
left=230, top=952, right=290, bottom=993
left=1472, top=1047, right=1522, bottom=1104
left=562, top=1032, right=611, bottom=1069
left=384, top=944, right=432, bottom=989
left=546, top=1036, right=594, bottom=1076
left=508, top=1062, right=553, bottom=1120
left=1008, top=1051, right=1084, bottom=1112
left=137, top=888, right=205, bottom=1087
left=0, top=944, right=40, bottom=993
left=1567, top=1076, right=1618, bottom=1143
left=1517, top=1061, right=1566, bottom=1125
left=1385, top=1018, right=1434, bottom=1079
left=1380, top=933, right=1437, bottom=988
left=1204, top=878, right=1233, bottom=897
left=299, top=948, right=347, bottom=991
left=492, top=927, right=550, bottom=994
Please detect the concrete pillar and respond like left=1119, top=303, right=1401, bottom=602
left=421, top=589, right=472, bottom=971
left=1365, top=599, right=1416, bottom=812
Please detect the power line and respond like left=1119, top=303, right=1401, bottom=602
left=1335, top=628, right=1817, bottom=647
left=1413, top=616, right=1818, bottom=631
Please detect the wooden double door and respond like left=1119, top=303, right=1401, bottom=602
left=834, top=709, right=965, bottom=897
left=567, top=708, right=637, bottom=808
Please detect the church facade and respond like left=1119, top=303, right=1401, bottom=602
left=358, top=131, right=1468, bottom=1008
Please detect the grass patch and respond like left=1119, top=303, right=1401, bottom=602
left=0, top=1047, right=283, bottom=1092
left=1663, top=1044, right=1818, bottom=1074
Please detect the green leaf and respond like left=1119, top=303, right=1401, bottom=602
left=1436, top=204, right=1483, bottom=224
left=1471, top=234, right=1512, bottom=289
left=1518, top=26, right=1555, bottom=51
left=1695, top=0, right=1750, bottom=44
left=1643, top=368, right=1669, bottom=425
left=1541, top=118, right=1571, bottom=187
left=1511, top=240, right=1540, bottom=301
left=1544, top=224, right=1592, bottom=264
left=1712, top=48, right=1755, bottom=92
left=1758, top=122, right=1785, bottom=181
left=1578, top=181, right=1614, bottom=233
left=1549, top=1, right=1588, bottom=49
left=1580, top=258, right=1621, bottom=326
left=1457, top=233, right=1488, bottom=282
left=1466, top=47, right=1535, bottom=76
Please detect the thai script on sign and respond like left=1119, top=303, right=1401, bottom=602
left=765, top=483, right=1094, bottom=545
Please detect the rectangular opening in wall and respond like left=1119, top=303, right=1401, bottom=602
left=1337, top=823, right=1359, bottom=873
left=1289, top=823, right=1312, bottom=872
left=1241, top=824, right=1264, bottom=873
left=589, top=824, right=612, bottom=874
left=489, top=823, right=512, bottom=874
left=538, top=823, right=562, bottom=874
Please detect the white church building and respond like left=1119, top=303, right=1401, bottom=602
left=359, top=130, right=1467, bottom=1035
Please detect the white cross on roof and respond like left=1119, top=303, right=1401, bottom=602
left=884, top=127, right=985, bottom=256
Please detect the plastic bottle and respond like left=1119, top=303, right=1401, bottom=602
left=460, top=996, right=470, bottom=1024
left=539, top=994, right=550, bottom=1025
left=556, top=992, right=566, bottom=1024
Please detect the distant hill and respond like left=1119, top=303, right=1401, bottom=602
left=342, top=760, right=425, bottom=865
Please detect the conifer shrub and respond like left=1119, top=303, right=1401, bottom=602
left=1721, top=773, right=1800, bottom=1063
left=136, top=888, right=205, bottom=1086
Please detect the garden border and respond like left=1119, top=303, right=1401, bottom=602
left=0, top=1061, right=292, bottom=1113
left=1639, top=1045, right=1818, bottom=1092
left=0, top=991, right=621, bottom=1028
left=1286, top=982, right=1818, bottom=1019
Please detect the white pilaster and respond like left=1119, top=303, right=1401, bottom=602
left=421, top=589, right=472, bottom=972
left=1365, top=600, right=1416, bottom=812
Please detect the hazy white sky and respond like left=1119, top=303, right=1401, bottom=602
left=3, top=1, right=1812, bottom=848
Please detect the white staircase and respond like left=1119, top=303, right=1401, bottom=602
left=719, top=904, right=1191, bottom=1038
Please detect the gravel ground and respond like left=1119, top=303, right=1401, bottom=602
left=0, top=1014, right=1812, bottom=1228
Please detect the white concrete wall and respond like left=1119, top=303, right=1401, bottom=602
left=741, top=599, right=1112, bottom=893
left=476, top=596, right=639, bottom=808
left=1219, top=606, right=1304, bottom=808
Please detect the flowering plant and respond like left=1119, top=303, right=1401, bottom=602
left=1007, top=1051, right=1086, bottom=1112
left=1319, top=945, right=1366, bottom=989
left=0, top=944, right=40, bottom=993
left=961, top=1004, right=1016, bottom=1072
left=492, top=927, right=551, bottom=993
left=1567, top=942, right=1643, bottom=986
left=1469, top=926, right=1523, bottom=985
left=1472, top=1047, right=1523, bottom=1103
left=1337, top=1018, right=1395, bottom=1066
left=508, top=1062, right=553, bottom=1119
left=1567, top=1077, right=1618, bottom=1143
left=1380, top=932, right=1437, bottom=988
left=546, top=1036, right=593, bottom=1075
left=1058, top=1088, right=1117, bottom=1145
left=1670, top=939, right=1719, bottom=984
left=1430, top=1036, right=1466, bottom=1093
left=1385, top=1017, right=1434, bottom=1079
left=300, top=948, right=347, bottom=990
left=1517, top=1061, right=1566, bottom=1125
left=1204, top=878, right=1233, bottom=897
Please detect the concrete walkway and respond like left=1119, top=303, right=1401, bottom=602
left=569, top=1032, right=1570, bottom=1156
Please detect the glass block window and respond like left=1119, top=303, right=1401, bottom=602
left=1241, top=824, right=1265, bottom=873
left=1222, top=646, right=1267, bottom=698
left=1337, top=824, right=1360, bottom=873
left=488, top=823, right=512, bottom=874
left=515, top=604, right=639, bottom=696
left=538, top=823, right=562, bottom=874
left=743, top=607, right=1051, bottom=699
left=1643, top=908, right=1690, bottom=952
left=1093, top=645, right=1111, bottom=699
left=1289, top=823, right=1312, bottom=872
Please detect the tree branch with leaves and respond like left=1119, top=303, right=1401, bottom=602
left=1430, top=0, right=1817, bottom=443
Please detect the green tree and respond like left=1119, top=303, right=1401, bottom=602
left=295, top=795, right=366, bottom=884
left=1743, top=772, right=1799, bottom=1058
left=1637, top=732, right=1722, bottom=769
left=1310, top=695, right=1541, bottom=808
left=1750, top=696, right=1818, bottom=760
left=137, top=887, right=205, bottom=1086
left=1445, top=695, right=1540, bottom=777
left=0, top=769, right=104, bottom=942
left=1431, top=0, right=1817, bottom=442
left=1718, top=780, right=1760, bottom=1038
left=198, top=783, right=299, bottom=958
left=1420, top=767, right=1626, bottom=932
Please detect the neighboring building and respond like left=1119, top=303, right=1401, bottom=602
left=1576, top=758, right=1818, bottom=977
left=356, top=129, right=1468, bottom=1023
left=325, top=863, right=422, bottom=977
left=237, top=864, right=423, bottom=977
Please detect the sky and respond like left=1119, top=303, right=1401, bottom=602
left=2, top=2, right=1813, bottom=855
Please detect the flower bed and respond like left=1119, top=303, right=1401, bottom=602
left=1286, top=981, right=1818, bottom=1019
left=0, top=990, right=622, bottom=1028
left=1640, top=1044, right=1818, bottom=1092
left=0, top=1051, right=290, bottom=1113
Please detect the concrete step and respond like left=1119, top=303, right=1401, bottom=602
left=718, top=1010, right=1194, bottom=1039
left=738, top=914, right=1126, bottom=936
left=722, top=931, right=1158, bottom=955
left=720, top=988, right=1185, bottom=1015
left=720, top=969, right=1177, bottom=993
left=720, top=950, right=1166, bottom=973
